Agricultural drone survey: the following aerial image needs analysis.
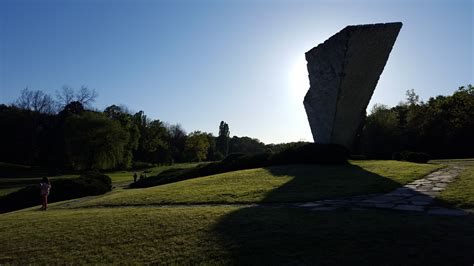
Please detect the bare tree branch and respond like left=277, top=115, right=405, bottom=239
left=75, top=86, right=98, bottom=107
left=55, top=86, right=75, bottom=108
left=15, top=88, right=55, bottom=113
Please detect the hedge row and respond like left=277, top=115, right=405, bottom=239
left=392, top=151, right=430, bottom=163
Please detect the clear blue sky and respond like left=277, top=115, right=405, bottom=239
left=1, top=0, right=472, bottom=144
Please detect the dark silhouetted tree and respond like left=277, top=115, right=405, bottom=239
left=15, top=88, right=56, bottom=114
left=217, top=121, right=230, bottom=156
left=229, top=136, right=266, bottom=154
left=360, top=85, right=474, bottom=159
left=59, top=101, right=85, bottom=117
left=167, top=124, right=187, bottom=163
left=64, top=111, right=129, bottom=170
left=56, top=86, right=98, bottom=109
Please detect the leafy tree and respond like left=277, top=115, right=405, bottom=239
left=229, top=136, right=266, bottom=154
left=104, top=105, right=140, bottom=168
left=64, top=111, right=129, bottom=170
left=361, top=85, right=474, bottom=159
left=204, top=132, right=218, bottom=161
left=184, top=131, right=210, bottom=162
left=144, top=120, right=171, bottom=163
left=405, top=89, right=421, bottom=105
left=131, top=111, right=170, bottom=164
left=362, top=104, right=399, bottom=158
left=0, top=105, right=45, bottom=164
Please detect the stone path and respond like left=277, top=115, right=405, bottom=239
left=295, top=166, right=467, bottom=216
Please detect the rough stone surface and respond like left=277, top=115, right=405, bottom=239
left=293, top=164, right=468, bottom=216
left=304, top=22, right=402, bottom=148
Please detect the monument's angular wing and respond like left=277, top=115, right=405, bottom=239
left=304, top=22, right=402, bottom=149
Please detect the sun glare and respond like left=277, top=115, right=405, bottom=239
left=289, top=55, right=310, bottom=104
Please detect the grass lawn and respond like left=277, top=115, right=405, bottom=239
left=106, top=163, right=201, bottom=184
left=0, top=162, right=46, bottom=178
left=0, top=175, right=78, bottom=198
left=2, top=160, right=474, bottom=264
left=0, top=187, right=23, bottom=197
left=68, top=160, right=441, bottom=208
left=438, top=165, right=474, bottom=209
left=1, top=206, right=473, bottom=264
left=0, top=163, right=201, bottom=197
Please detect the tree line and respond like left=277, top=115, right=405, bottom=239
left=1, top=84, right=472, bottom=171
left=0, top=87, right=270, bottom=171
left=359, top=85, right=474, bottom=159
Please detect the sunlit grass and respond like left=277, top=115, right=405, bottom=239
left=0, top=163, right=202, bottom=196
left=2, top=160, right=473, bottom=265
left=106, top=163, right=201, bottom=183
left=69, top=161, right=441, bottom=208
left=438, top=165, right=474, bottom=209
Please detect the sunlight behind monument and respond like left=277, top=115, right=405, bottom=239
left=304, top=22, right=402, bottom=149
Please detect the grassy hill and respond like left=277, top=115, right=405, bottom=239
left=1, top=160, right=474, bottom=264
left=65, top=160, right=441, bottom=208
left=0, top=162, right=200, bottom=197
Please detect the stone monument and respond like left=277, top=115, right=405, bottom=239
left=304, top=22, right=402, bottom=149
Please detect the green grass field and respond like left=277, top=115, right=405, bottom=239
left=1, top=159, right=473, bottom=264
left=1, top=206, right=473, bottom=264
left=66, top=160, right=441, bottom=208
left=105, top=163, right=201, bottom=184
left=437, top=165, right=474, bottom=209
left=0, top=163, right=200, bottom=196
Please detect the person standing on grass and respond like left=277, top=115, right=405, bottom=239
left=39, top=177, right=51, bottom=210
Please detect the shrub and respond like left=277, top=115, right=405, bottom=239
left=270, top=143, right=348, bottom=165
left=131, top=143, right=348, bottom=188
left=0, top=172, right=112, bottom=213
left=222, top=153, right=246, bottom=163
left=132, top=161, right=155, bottom=170
left=392, top=152, right=403, bottom=161
left=392, top=151, right=430, bottom=163
left=350, top=154, right=367, bottom=160
left=405, top=152, right=430, bottom=163
left=213, top=152, right=225, bottom=161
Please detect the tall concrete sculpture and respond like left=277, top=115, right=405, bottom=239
left=304, top=22, right=402, bottom=149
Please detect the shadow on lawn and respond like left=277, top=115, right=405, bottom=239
left=262, top=164, right=401, bottom=202
left=212, top=164, right=474, bottom=265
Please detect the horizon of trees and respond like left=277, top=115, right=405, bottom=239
left=0, top=86, right=270, bottom=171
left=0, top=84, right=472, bottom=171
left=359, top=84, right=474, bottom=159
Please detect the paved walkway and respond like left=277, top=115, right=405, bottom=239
left=295, top=165, right=467, bottom=216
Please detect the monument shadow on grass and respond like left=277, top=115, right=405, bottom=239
left=211, top=164, right=474, bottom=265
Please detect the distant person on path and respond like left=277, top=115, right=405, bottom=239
left=133, top=173, right=138, bottom=183
left=39, top=177, right=51, bottom=210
